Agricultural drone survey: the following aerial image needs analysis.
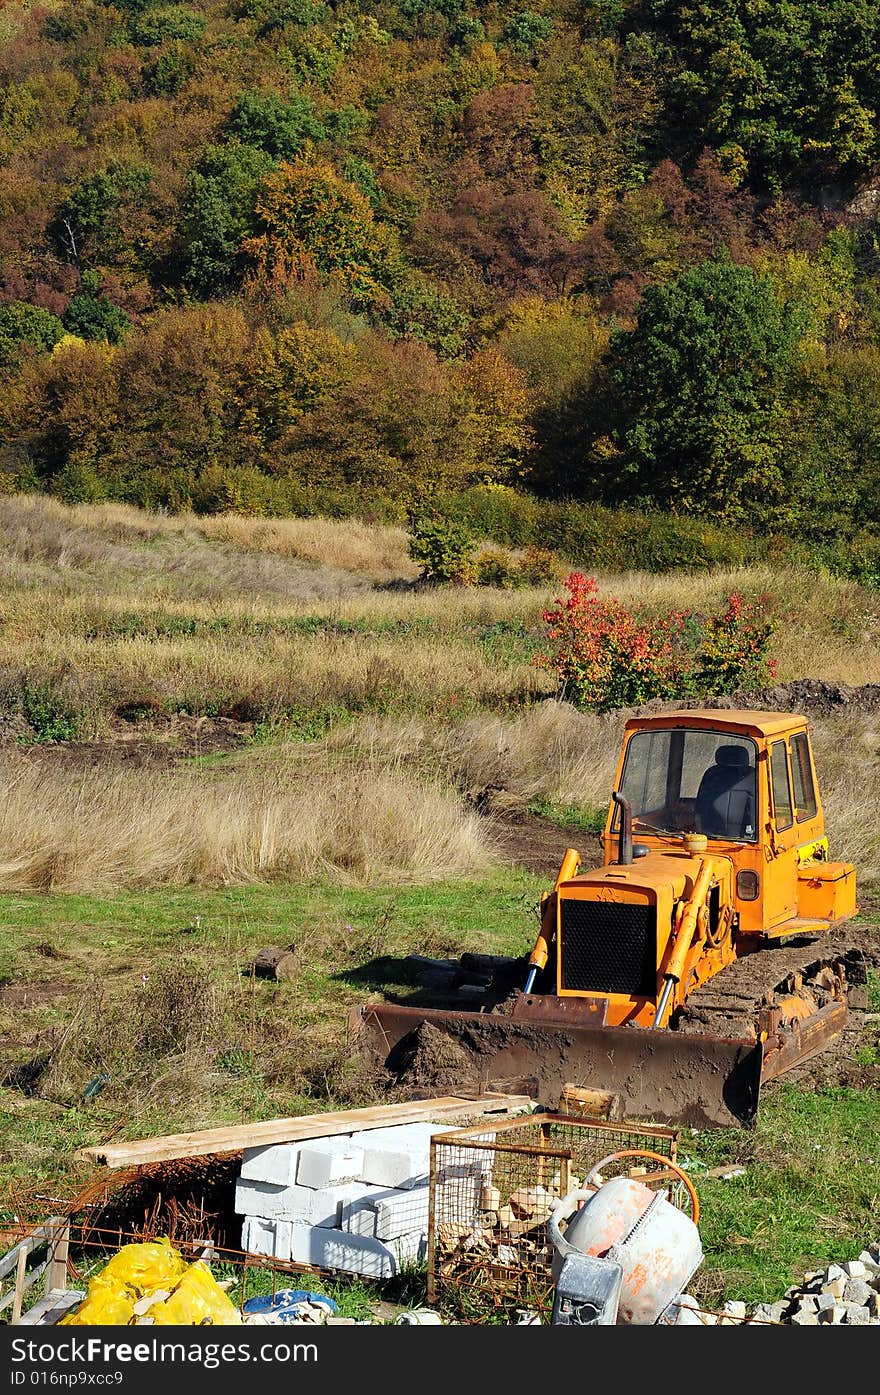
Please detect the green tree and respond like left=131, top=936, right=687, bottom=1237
left=632, top=0, right=880, bottom=189
left=63, top=272, right=130, bottom=345
left=54, top=164, right=155, bottom=271
left=0, top=302, right=65, bottom=369
left=609, top=255, right=802, bottom=521
left=179, top=143, right=276, bottom=296
left=501, top=11, right=553, bottom=52
left=131, top=5, right=205, bottom=45
left=226, top=89, right=325, bottom=160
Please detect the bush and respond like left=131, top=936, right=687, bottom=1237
left=408, top=514, right=475, bottom=584
left=18, top=675, right=84, bottom=743
left=537, top=574, right=776, bottom=712
left=473, top=543, right=562, bottom=588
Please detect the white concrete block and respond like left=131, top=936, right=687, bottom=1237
left=241, top=1216, right=276, bottom=1258
left=241, top=1144, right=300, bottom=1187
left=346, top=1123, right=453, bottom=1189
left=342, top=1184, right=431, bottom=1241
left=235, top=1178, right=373, bottom=1227
left=287, top=1225, right=427, bottom=1278
left=241, top=1135, right=356, bottom=1185
left=297, top=1144, right=364, bottom=1190
left=272, top=1220, right=293, bottom=1262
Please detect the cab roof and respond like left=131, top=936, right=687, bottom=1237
left=624, top=709, right=808, bottom=739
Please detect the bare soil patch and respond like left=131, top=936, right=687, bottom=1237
left=11, top=714, right=256, bottom=766
left=489, top=811, right=602, bottom=876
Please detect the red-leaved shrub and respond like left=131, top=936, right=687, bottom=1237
left=537, top=574, right=776, bottom=711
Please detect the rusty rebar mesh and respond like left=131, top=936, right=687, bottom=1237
left=429, top=1114, right=680, bottom=1323
left=2, top=1155, right=241, bottom=1267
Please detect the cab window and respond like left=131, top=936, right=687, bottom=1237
left=790, top=731, right=818, bottom=822
left=770, top=740, right=793, bottom=830
left=616, top=728, right=758, bottom=842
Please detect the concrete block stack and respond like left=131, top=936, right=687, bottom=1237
left=237, top=1123, right=457, bottom=1279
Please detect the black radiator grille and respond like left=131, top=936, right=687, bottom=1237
left=559, top=899, right=657, bottom=997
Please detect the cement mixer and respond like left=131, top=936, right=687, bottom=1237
left=547, top=1150, right=702, bottom=1325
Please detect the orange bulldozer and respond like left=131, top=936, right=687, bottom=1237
left=353, top=710, right=866, bottom=1127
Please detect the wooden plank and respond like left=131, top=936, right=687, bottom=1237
left=44, top=1221, right=69, bottom=1294
left=18, top=1289, right=84, bottom=1326
left=75, top=1093, right=533, bottom=1169
left=11, top=1246, right=27, bottom=1325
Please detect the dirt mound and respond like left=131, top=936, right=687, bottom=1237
left=392, top=1021, right=477, bottom=1091
left=667, top=680, right=880, bottom=718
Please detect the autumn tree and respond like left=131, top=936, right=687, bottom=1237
left=243, top=161, right=398, bottom=311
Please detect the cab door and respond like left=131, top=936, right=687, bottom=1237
left=763, top=739, right=799, bottom=927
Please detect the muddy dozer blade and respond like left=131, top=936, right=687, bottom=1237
left=351, top=1003, right=764, bottom=1129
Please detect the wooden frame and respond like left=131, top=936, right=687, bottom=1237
left=0, top=1218, right=82, bottom=1325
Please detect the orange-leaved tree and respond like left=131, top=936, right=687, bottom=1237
left=242, top=160, right=397, bottom=312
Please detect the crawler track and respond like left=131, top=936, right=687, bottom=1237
left=674, top=926, right=875, bottom=1049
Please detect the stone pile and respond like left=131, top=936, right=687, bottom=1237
left=764, top=1246, right=880, bottom=1326
left=674, top=1244, right=880, bottom=1325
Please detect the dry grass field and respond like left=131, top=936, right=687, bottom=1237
left=1, top=495, right=878, bottom=1306
left=0, top=495, right=878, bottom=888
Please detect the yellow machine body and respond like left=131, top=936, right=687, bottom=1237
left=354, top=709, right=861, bottom=1128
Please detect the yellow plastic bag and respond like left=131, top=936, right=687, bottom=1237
left=61, top=1277, right=137, bottom=1326
left=150, top=1262, right=242, bottom=1326
left=99, top=1239, right=188, bottom=1292
left=60, top=1239, right=191, bottom=1326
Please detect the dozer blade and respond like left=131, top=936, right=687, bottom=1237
left=351, top=1002, right=764, bottom=1129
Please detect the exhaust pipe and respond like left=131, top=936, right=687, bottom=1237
left=612, top=791, right=633, bottom=865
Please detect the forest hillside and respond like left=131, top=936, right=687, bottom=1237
left=1, top=0, right=879, bottom=572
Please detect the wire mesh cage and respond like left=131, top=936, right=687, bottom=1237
left=428, top=1114, right=680, bottom=1322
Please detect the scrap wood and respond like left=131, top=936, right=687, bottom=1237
left=75, top=1092, right=533, bottom=1169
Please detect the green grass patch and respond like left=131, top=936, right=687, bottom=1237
left=690, top=1085, right=880, bottom=1303
left=0, top=871, right=544, bottom=1189
left=527, top=797, right=606, bottom=834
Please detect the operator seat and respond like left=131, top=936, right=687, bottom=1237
left=694, top=744, right=756, bottom=840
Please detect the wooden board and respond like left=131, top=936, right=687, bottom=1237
left=17, top=1289, right=84, bottom=1326
left=75, top=1093, right=533, bottom=1169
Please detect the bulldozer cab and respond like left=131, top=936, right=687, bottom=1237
left=614, top=725, right=759, bottom=843
left=601, top=710, right=832, bottom=934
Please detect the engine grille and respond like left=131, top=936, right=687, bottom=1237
left=559, top=898, right=657, bottom=997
